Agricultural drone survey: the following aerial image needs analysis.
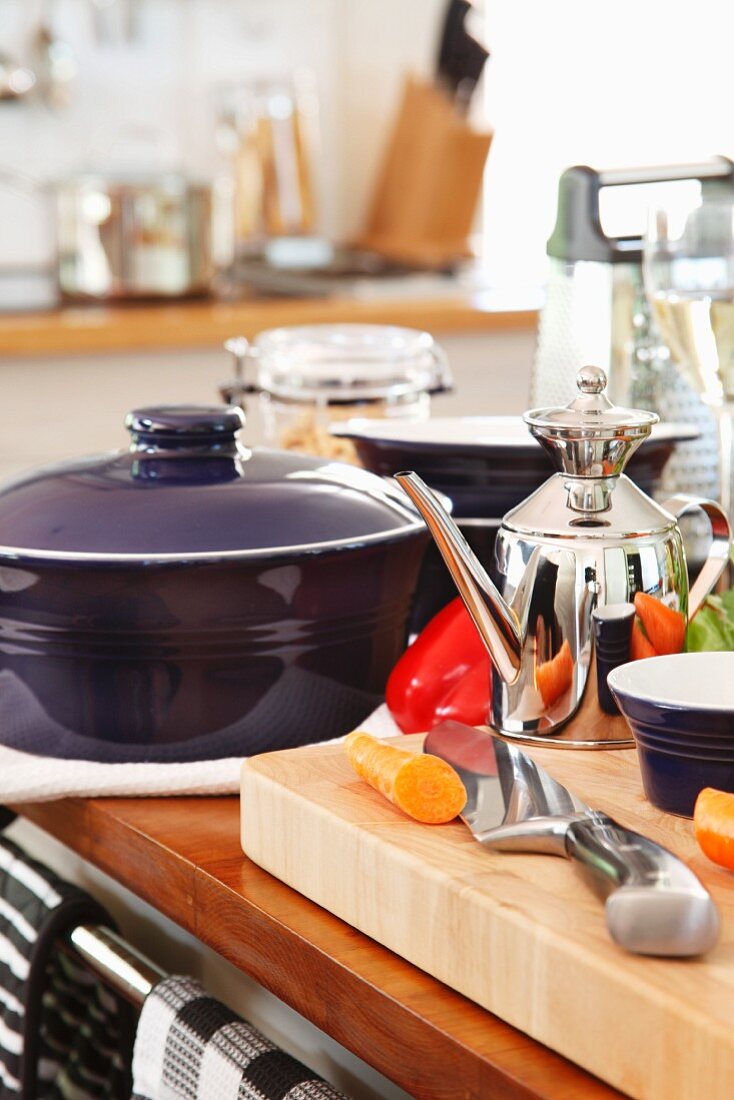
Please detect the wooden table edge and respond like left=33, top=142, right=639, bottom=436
left=9, top=796, right=622, bottom=1100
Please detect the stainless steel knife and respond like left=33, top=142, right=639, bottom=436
left=424, top=720, right=720, bottom=956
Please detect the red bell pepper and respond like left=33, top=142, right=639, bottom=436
left=386, top=597, right=492, bottom=734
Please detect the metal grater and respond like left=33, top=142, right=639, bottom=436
left=533, top=259, right=719, bottom=502
left=532, top=162, right=734, bottom=513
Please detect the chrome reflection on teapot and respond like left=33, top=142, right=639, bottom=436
left=396, top=367, right=733, bottom=748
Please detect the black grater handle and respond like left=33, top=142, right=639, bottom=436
left=547, top=158, right=734, bottom=265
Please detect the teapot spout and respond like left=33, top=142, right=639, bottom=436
left=395, top=472, right=523, bottom=684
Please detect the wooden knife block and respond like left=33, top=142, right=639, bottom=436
left=356, top=76, right=493, bottom=268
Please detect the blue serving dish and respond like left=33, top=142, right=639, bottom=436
left=608, top=653, right=734, bottom=817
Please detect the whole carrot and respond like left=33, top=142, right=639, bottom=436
left=344, top=731, right=466, bottom=824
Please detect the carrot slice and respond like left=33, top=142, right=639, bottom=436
left=630, top=619, right=657, bottom=660
left=633, top=592, right=686, bottom=656
left=694, top=788, right=734, bottom=871
left=536, top=639, right=574, bottom=707
left=344, top=731, right=466, bottom=824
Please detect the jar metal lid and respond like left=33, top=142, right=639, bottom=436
left=253, top=323, right=447, bottom=402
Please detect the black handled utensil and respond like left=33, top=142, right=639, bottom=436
left=435, top=0, right=489, bottom=111
left=424, top=720, right=720, bottom=957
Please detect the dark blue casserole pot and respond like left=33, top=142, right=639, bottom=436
left=0, top=406, right=427, bottom=762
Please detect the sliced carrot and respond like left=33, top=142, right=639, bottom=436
left=536, top=638, right=574, bottom=707
left=694, top=788, right=734, bottom=871
left=633, top=592, right=686, bottom=656
left=630, top=619, right=657, bottom=660
left=344, top=731, right=466, bottom=824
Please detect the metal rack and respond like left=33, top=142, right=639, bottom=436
left=66, top=925, right=166, bottom=1008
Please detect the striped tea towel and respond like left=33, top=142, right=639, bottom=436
left=0, top=835, right=134, bottom=1099
left=132, top=976, right=347, bottom=1100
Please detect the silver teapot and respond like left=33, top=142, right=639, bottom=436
left=397, top=366, right=733, bottom=748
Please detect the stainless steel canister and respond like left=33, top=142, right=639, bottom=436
left=55, top=171, right=233, bottom=300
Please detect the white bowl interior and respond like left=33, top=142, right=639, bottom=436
left=334, top=416, right=531, bottom=446
left=334, top=416, right=698, bottom=448
left=607, top=652, right=734, bottom=710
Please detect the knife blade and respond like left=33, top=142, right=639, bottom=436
left=424, top=720, right=720, bottom=957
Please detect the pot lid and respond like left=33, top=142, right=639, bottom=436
left=0, top=406, right=424, bottom=562
left=524, top=365, right=659, bottom=477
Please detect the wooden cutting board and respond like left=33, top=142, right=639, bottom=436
left=241, top=735, right=734, bottom=1100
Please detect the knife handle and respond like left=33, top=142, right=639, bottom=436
left=564, top=814, right=720, bottom=957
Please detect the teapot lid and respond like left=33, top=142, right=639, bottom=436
left=0, top=405, right=424, bottom=562
left=524, top=366, right=659, bottom=477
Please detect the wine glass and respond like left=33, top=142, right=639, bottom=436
left=643, top=197, right=734, bottom=523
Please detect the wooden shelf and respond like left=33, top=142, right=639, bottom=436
left=12, top=795, right=618, bottom=1100
left=0, top=295, right=538, bottom=358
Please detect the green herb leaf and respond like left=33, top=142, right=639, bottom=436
left=688, top=592, right=734, bottom=651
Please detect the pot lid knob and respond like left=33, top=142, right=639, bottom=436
left=523, top=365, right=659, bottom=479
left=127, top=405, right=245, bottom=449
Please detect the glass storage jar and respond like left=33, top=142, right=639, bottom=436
left=222, top=323, right=452, bottom=462
left=215, top=74, right=319, bottom=251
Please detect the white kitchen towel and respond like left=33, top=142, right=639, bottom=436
left=0, top=705, right=402, bottom=803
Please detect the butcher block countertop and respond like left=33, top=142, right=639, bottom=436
left=0, top=294, right=537, bottom=358
left=11, top=794, right=620, bottom=1100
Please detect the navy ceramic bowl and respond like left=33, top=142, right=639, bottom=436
left=627, top=729, right=734, bottom=755
left=0, top=406, right=428, bottom=763
left=608, top=653, right=734, bottom=817
left=333, top=417, right=699, bottom=519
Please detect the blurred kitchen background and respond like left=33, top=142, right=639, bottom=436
left=4, top=0, right=734, bottom=298
left=2, top=0, right=472, bottom=296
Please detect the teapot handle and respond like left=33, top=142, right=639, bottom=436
left=662, top=495, right=732, bottom=618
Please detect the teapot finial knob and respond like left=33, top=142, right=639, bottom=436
left=576, top=365, right=607, bottom=395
